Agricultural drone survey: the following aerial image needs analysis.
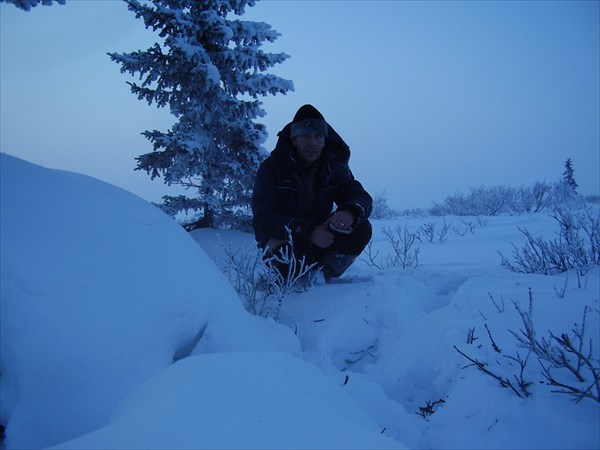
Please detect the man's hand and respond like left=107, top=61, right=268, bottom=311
left=310, top=224, right=334, bottom=248
left=311, top=211, right=355, bottom=248
left=327, top=210, right=354, bottom=231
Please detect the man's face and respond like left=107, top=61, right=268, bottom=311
left=292, top=132, right=325, bottom=164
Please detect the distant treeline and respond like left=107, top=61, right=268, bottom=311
left=374, top=180, right=598, bottom=219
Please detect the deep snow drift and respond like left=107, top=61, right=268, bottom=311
left=1, top=153, right=598, bottom=449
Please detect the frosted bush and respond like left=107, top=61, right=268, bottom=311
left=220, top=232, right=315, bottom=320
left=500, top=208, right=600, bottom=278
left=430, top=181, right=585, bottom=216
left=371, top=188, right=398, bottom=220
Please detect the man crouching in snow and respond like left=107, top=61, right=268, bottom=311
left=252, top=104, right=372, bottom=282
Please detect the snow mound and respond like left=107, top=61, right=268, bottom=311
left=0, top=154, right=299, bottom=448
left=54, top=351, right=404, bottom=449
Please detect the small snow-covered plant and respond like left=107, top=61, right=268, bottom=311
left=220, top=231, right=315, bottom=320
left=264, top=242, right=316, bottom=297
left=451, top=217, right=486, bottom=237
left=419, top=222, right=436, bottom=243
left=363, top=225, right=420, bottom=270
left=385, top=225, right=420, bottom=269
left=499, top=208, right=600, bottom=279
left=362, top=241, right=386, bottom=271
left=462, top=219, right=477, bottom=234
left=437, top=218, right=451, bottom=243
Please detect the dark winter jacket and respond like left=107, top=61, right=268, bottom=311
left=252, top=122, right=372, bottom=248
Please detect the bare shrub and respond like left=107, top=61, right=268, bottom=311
left=371, top=187, right=398, bottom=220
left=429, top=180, right=585, bottom=216
left=437, top=218, right=451, bottom=243
left=511, top=303, right=599, bottom=403
left=432, top=185, right=515, bottom=216
left=419, top=222, right=436, bottom=243
left=455, top=289, right=599, bottom=404
left=500, top=208, right=600, bottom=279
left=362, top=225, right=420, bottom=270
left=382, top=225, right=420, bottom=269
left=531, top=181, right=554, bottom=212
left=452, top=218, right=482, bottom=236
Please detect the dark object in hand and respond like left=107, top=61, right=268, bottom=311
left=328, top=222, right=353, bottom=234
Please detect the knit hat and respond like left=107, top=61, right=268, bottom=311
left=290, top=104, right=328, bottom=140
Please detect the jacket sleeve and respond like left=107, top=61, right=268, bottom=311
left=252, top=161, right=316, bottom=247
left=331, top=167, right=373, bottom=224
left=322, top=131, right=372, bottom=224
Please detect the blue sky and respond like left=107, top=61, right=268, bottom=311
left=1, top=0, right=598, bottom=209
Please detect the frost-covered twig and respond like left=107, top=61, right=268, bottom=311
left=454, top=345, right=527, bottom=398
left=467, top=327, right=478, bottom=345
left=488, top=292, right=505, bottom=313
left=361, top=241, right=385, bottom=271
left=264, top=241, right=316, bottom=297
left=221, top=242, right=265, bottom=315
left=553, top=273, right=569, bottom=299
left=503, top=351, right=533, bottom=397
left=419, top=222, right=436, bottom=243
left=485, top=323, right=502, bottom=353
left=345, top=342, right=378, bottom=366
left=438, top=218, right=451, bottom=243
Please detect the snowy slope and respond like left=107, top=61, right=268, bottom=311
left=54, top=352, right=401, bottom=450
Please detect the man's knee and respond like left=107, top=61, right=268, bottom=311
left=331, top=219, right=372, bottom=256
left=354, top=219, right=372, bottom=251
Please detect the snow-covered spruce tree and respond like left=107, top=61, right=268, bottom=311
left=0, top=0, right=64, bottom=10
left=562, top=158, right=578, bottom=193
left=109, top=0, right=293, bottom=230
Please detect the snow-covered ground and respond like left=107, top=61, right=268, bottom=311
left=1, top=153, right=598, bottom=449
